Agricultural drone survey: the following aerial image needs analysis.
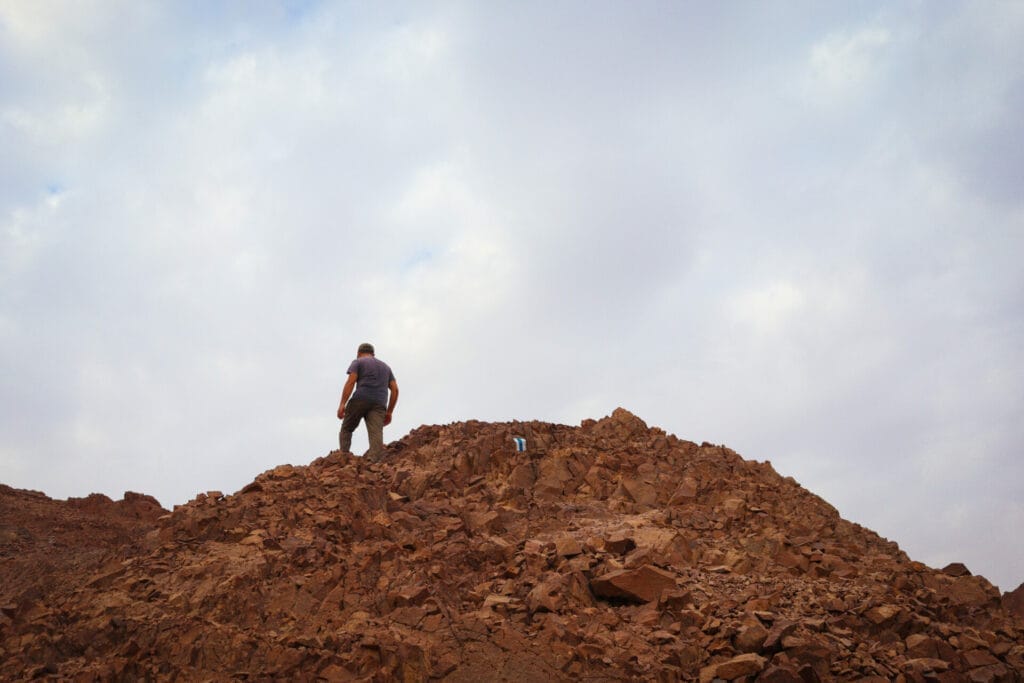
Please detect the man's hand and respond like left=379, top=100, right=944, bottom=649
left=337, top=373, right=357, bottom=421
left=385, top=380, right=398, bottom=427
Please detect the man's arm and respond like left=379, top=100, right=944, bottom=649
left=337, top=373, right=357, bottom=419
left=384, top=380, right=399, bottom=426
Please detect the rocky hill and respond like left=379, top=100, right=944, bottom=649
left=1, top=409, right=1022, bottom=681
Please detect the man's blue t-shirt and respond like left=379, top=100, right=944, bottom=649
left=347, top=357, right=395, bottom=407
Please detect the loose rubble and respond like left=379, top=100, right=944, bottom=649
left=1, top=408, right=1022, bottom=681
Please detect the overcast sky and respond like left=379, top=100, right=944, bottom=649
left=1, top=2, right=1021, bottom=591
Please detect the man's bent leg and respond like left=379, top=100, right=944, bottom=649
left=339, top=400, right=371, bottom=453
left=364, top=405, right=386, bottom=458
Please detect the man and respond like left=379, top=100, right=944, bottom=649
left=337, top=342, right=399, bottom=458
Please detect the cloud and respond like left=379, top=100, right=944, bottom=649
left=807, top=26, right=891, bottom=102
left=728, top=281, right=807, bottom=336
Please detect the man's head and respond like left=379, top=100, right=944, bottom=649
left=357, top=342, right=375, bottom=356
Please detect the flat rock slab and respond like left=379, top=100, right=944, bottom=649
left=590, top=564, right=677, bottom=603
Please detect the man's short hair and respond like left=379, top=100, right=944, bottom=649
left=357, top=342, right=375, bottom=355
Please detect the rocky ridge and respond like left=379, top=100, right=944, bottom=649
left=1, top=408, right=1022, bottom=681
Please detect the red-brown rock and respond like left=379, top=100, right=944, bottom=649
left=590, top=565, right=677, bottom=603
left=1003, top=582, right=1024, bottom=619
left=700, top=652, right=766, bottom=681
left=1, top=409, right=1022, bottom=681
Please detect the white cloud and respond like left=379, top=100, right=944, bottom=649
left=728, top=281, right=806, bottom=336
left=1, top=96, right=105, bottom=146
left=377, top=24, right=450, bottom=84
left=1, top=192, right=62, bottom=282
left=0, top=1, right=88, bottom=44
left=806, top=26, right=891, bottom=104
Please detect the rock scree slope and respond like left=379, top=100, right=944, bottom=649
left=1, top=408, right=1022, bottom=681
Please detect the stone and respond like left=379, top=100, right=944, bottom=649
left=774, top=550, right=809, bottom=573
left=962, top=649, right=1000, bottom=668
left=1002, top=582, right=1024, bottom=619
left=942, top=562, right=972, bottom=577
left=700, top=652, right=766, bottom=681
left=721, top=498, right=747, bottom=517
left=590, top=565, right=677, bottom=603
left=526, top=575, right=565, bottom=614
left=508, top=463, right=536, bottom=491
left=864, top=604, right=900, bottom=625
left=619, top=476, right=659, bottom=507
left=734, top=622, right=769, bottom=653
left=903, top=657, right=951, bottom=674
left=723, top=549, right=752, bottom=573
left=553, top=535, right=582, bottom=557
left=758, top=664, right=804, bottom=682
left=604, top=534, right=637, bottom=555
left=762, top=619, right=798, bottom=652
left=660, top=589, right=695, bottom=612
left=967, top=664, right=1011, bottom=682
left=668, top=477, right=699, bottom=504
left=785, top=644, right=832, bottom=679
left=388, top=585, right=429, bottom=607
left=905, top=634, right=942, bottom=659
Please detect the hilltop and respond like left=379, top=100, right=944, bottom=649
left=1, top=409, right=1022, bottom=681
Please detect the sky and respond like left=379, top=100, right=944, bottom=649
left=1, top=2, right=1021, bottom=591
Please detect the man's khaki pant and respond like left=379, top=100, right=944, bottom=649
left=339, top=398, right=386, bottom=457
